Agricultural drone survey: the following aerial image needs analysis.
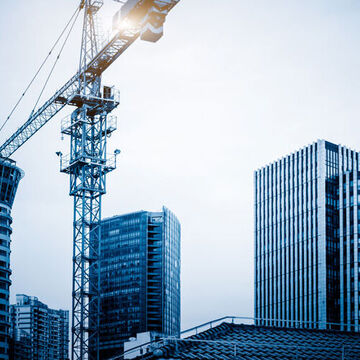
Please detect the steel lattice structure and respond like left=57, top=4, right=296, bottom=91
left=61, top=101, right=118, bottom=359
left=61, top=2, right=120, bottom=358
left=0, top=1, right=180, bottom=359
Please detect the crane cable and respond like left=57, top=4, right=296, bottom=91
left=0, top=3, right=82, bottom=133
left=30, top=7, right=81, bottom=116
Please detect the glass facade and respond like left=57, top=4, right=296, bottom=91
left=339, top=159, right=360, bottom=331
left=254, top=139, right=360, bottom=331
left=98, top=207, right=180, bottom=358
left=0, top=159, right=23, bottom=360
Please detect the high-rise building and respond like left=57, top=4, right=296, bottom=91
left=0, top=159, right=23, bottom=360
left=254, top=139, right=360, bottom=332
left=10, top=294, right=69, bottom=360
left=98, top=206, right=181, bottom=358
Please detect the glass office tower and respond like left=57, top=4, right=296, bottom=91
left=254, top=139, right=360, bottom=331
left=98, top=206, right=181, bottom=358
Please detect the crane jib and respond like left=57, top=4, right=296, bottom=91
left=0, top=0, right=179, bottom=159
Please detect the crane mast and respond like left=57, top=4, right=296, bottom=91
left=0, top=0, right=180, bottom=359
left=60, top=1, right=118, bottom=359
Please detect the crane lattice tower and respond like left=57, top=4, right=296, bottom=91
left=0, top=1, right=180, bottom=359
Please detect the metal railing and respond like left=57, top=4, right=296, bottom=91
left=180, top=315, right=360, bottom=337
left=180, top=316, right=250, bottom=337
left=105, top=87, right=120, bottom=104
left=60, top=153, right=117, bottom=173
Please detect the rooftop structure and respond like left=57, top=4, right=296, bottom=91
left=122, top=320, right=360, bottom=360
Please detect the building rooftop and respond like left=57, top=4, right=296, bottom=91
left=127, top=322, right=360, bottom=360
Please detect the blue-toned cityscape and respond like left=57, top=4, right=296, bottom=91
left=3, top=0, right=360, bottom=359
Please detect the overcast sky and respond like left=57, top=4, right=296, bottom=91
left=1, top=0, right=360, bottom=330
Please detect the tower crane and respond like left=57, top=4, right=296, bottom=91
left=0, top=0, right=180, bottom=359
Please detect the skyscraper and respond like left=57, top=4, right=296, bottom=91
left=254, top=139, right=360, bottom=331
left=10, top=294, right=69, bottom=360
left=0, top=159, right=23, bottom=360
left=98, top=206, right=181, bottom=358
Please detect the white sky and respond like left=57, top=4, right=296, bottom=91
left=1, top=0, right=360, bottom=330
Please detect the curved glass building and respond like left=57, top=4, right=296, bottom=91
left=0, top=158, right=23, bottom=359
